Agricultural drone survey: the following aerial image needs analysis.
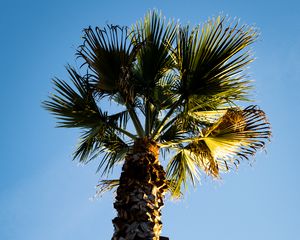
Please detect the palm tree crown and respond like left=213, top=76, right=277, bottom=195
left=43, top=11, right=271, bottom=198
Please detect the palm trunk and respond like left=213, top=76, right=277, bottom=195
left=112, top=138, right=168, bottom=240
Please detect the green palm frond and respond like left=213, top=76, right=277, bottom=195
left=78, top=25, right=138, bottom=103
left=175, top=16, right=257, bottom=108
left=175, top=108, right=228, bottom=135
left=152, top=72, right=180, bottom=110
left=98, top=132, right=130, bottom=174
left=159, top=121, right=187, bottom=144
left=109, top=110, right=130, bottom=130
left=144, top=72, right=180, bottom=136
left=165, top=139, right=216, bottom=198
left=43, top=66, right=133, bottom=171
left=158, top=108, right=226, bottom=145
left=186, top=94, right=227, bottom=112
left=43, top=66, right=131, bottom=133
left=131, top=10, right=177, bottom=97
left=73, top=127, right=102, bottom=163
left=158, top=114, right=200, bottom=146
left=166, top=149, right=201, bottom=198
left=74, top=127, right=129, bottom=174
left=43, top=66, right=102, bottom=128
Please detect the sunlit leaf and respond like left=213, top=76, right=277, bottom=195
left=202, top=105, right=271, bottom=167
left=174, top=16, right=257, bottom=107
left=166, top=149, right=201, bottom=198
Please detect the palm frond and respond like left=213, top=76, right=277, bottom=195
left=73, top=127, right=102, bottom=163
left=43, top=66, right=131, bottom=133
left=43, top=66, right=103, bottom=129
left=131, top=10, right=177, bottom=97
left=74, top=127, right=129, bottom=174
left=152, top=71, right=180, bottom=110
left=109, top=110, right=130, bottom=130
left=159, top=108, right=226, bottom=145
left=159, top=121, right=187, bottom=144
left=78, top=25, right=137, bottom=103
left=187, top=105, right=270, bottom=175
left=165, top=105, right=270, bottom=196
left=175, top=16, right=257, bottom=107
left=166, top=149, right=201, bottom=198
left=187, top=109, right=227, bottom=124
left=95, top=179, right=119, bottom=197
left=43, top=66, right=133, bottom=169
left=202, top=105, right=271, bottom=167
left=97, top=132, right=130, bottom=175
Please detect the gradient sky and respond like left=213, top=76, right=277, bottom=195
left=1, top=0, right=299, bottom=239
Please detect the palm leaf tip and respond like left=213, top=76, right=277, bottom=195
left=93, top=179, right=119, bottom=199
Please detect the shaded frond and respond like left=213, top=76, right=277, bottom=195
left=73, top=128, right=102, bottom=163
left=73, top=123, right=129, bottom=165
left=78, top=25, right=138, bottom=103
left=131, top=10, right=177, bottom=97
left=109, top=110, right=130, bottom=130
left=74, top=127, right=129, bottom=175
left=152, top=72, right=180, bottom=110
left=159, top=121, right=187, bottom=144
left=43, top=66, right=103, bottom=129
left=97, top=132, right=130, bottom=175
left=43, top=66, right=133, bottom=169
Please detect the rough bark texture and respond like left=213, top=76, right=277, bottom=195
left=112, top=138, right=168, bottom=240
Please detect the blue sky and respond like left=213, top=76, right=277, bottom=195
left=1, top=0, right=299, bottom=239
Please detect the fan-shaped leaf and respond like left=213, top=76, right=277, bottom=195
left=202, top=105, right=271, bottom=167
left=43, top=66, right=103, bottom=129
left=131, top=10, right=177, bottom=97
left=175, top=16, right=257, bottom=106
left=78, top=25, right=138, bottom=103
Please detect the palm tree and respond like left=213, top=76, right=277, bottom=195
left=43, top=11, right=271, bottom=240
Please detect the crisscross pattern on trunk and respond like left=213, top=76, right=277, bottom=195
left=112, top=138, right=167, bottom=240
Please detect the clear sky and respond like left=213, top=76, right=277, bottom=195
left=1, top=0, right=299, bottom=239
